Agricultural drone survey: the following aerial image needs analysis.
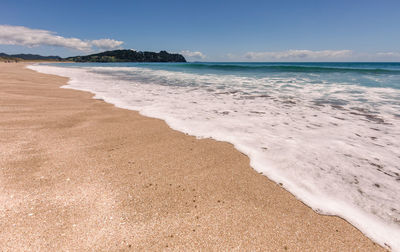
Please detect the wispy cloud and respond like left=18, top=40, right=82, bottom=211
left=0, top=25, right=123, bottom=51
left=180, top=50, right=206, bottom=60
left=244, top=50, right=353, bottom=61
left=376, top=52, right=400, bottom=57
left=90, top=39, right=124, bottom=50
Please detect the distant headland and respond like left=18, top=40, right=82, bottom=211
left=1, top=50, right=186, bottom=63
left=0, top=53, right=61, bottom=62
left=67, top=50, right=186, bottom=63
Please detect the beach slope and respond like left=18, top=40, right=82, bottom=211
left=0, top=63, right=384, bottom=251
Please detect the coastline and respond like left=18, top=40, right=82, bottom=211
left=0, top=63, right=385, bottom=250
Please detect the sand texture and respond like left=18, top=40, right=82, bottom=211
left=0, top=63, right=385, bottom=251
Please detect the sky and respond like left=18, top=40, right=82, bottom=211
left=1, top=0, right=400, bottom=61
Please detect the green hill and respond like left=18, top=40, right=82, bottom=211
left=0, top=53, right=62, bottom=61
left=67, top=50, right=186, bottom=62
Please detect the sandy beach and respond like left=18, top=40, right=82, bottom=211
left=0, top=62, right=385, bottom=251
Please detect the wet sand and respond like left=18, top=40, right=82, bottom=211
left=0, top=63, right=385, bottom=251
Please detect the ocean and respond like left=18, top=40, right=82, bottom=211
left=29, top=62, right=400, bottom=250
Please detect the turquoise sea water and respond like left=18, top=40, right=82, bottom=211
left=58, top=62, right=400, bottom=87
left=30, top=62, right=400, bottom=250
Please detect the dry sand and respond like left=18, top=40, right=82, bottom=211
left=0, top=63, right=385, bottom=251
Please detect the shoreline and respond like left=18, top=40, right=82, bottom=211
left=0, top=62, right=385, bottom=250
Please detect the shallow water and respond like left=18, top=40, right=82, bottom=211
left=29, top=62, right=400, bottom=251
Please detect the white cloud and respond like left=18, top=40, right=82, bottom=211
left=90, top=39, right=124, bottom=50
left=0, top=25, right=124, bottom=51
left=180, top=50, right=206, bottom=60
left=244, top=50, right=353, bottom=61
left=376, top=52, right=400, bottom=57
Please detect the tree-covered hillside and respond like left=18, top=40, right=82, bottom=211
left=67, top=50, right=186, bottom=62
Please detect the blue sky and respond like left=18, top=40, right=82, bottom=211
left=1, top=0, right=400, bottom=61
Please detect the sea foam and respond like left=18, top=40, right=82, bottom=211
left=28, top=63, right=400, bottom=251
